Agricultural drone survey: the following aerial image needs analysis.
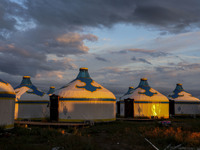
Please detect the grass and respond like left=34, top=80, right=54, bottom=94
left=0, top=118, right=200, bottom=150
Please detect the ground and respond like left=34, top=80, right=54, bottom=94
left=0, top=118, right=200, bottom=150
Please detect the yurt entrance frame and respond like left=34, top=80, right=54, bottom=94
left=124, top=98, right=134, bottom=118
left=169, top=100, right=175, bottom=116
left=116, top=101, right=120, bottom=115
left=50, top=95, right=59, bottom=121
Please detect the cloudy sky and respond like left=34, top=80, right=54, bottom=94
left=1, top=0, right=200, bottom=98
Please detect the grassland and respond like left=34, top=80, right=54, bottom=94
left=0, top=118, right=200, bottom=150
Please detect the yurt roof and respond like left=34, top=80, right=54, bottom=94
left=0, top=79, right=15, bottom=98
left=47, top=86, right=55, bottom=95
left=121, top=86, right=134, bottom=100
left=15, top=76, right=46, bottom=100
left=128, top=78, right=168, bottom=102
left=58, top=68, right=116, bottom=100
left=169, top=83, right=200, bottom=101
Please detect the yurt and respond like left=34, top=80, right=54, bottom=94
left=122, top=78, right=169, bottom=119
left=47, top=86, right=55, bottom=96
left=0, top=79, right=15, bottom=129
left=168, top=83, right=200, bottom=116
left=15, top=76, right=50, bottom=120
left=119, top=87, right=134, bottom=117
left=57, top=67, right=116, bottom=122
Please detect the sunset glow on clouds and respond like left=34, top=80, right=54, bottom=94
left=0, top=0, right=200, bottom=98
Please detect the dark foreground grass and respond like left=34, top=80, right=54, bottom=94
left=0, top=118, right=200, bottom=150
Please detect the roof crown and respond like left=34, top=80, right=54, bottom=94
left=124, top=87, right=134, bottom=95
left=169, top=83, right=185, bottom=99
left=20, top=76, right=32, bottom=86
left=174, top=83, right=184, bottom=92
left=76, top=67, right=91, bottom=79
left=138, top=78, right=149, bottom=87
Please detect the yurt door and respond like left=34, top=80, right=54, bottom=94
left=116, top=101, right=120, bottom=115
left=50, top=94, right=59, bottom=121
left=169, top=100, right=175, bottom=116
left=124, top=99, right=134, bottom=118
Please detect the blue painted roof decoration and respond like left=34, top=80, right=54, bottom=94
left=137, top=78, right=157, bottom=97
left=47, top=86, right=55, bottom=94
left=169, top=83, right=184, bottom=99
left=15, top=76, right=45, bottom=97
left=0, top=79, right=8, bottom=85
left=123, top=87, right=134, bottom=96
left=75, top=68, right=102, bottom=92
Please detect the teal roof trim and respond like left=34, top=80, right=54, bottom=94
left=136, top=80, right=157, bottom=97
left=123, top=87, right=134, bottom=96
left=60, top=68, right=102, bottom=92
left=174, top=101, right=200, bottom=104
left=76, top=78, right=101, bottom=92
left=0, top=79, right=8, bottom=84
left=0, top=93, right=15, bottom=98
left=169, top=84, right=185, bottom=99
left=16, top=101, right=49, bottom=104
left=59, top=98, right=116, bottom=101
left=15, top=78, right=45, bottom=97
left=134, top=101, right=169, bottom=104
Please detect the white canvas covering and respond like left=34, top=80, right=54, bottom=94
left=123, top=78, right=169, bottom=119
left=169, top=83, right=200, bottom=116
left=58, top=68, right=116, bottom=122
left=15, top=76, right=49, bottom=120
left=0, top=79, right=15, bottom=129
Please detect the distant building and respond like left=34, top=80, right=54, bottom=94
left=15, top=76, right=49, bottom=120
left=0, top=79, right=15, bottom=129
left=168, top=83, right=200, bottom=116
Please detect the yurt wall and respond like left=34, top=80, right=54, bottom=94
left=0, top=79, right=16, bottom=129
left=15, top=76, right=50, bottom=120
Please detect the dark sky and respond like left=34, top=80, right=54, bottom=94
left=0, top=0, right=200, bottom=98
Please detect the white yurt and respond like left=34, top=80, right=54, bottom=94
left=168, top=83, right=200, bottom=116
left=15, top=76, right=50, bottom=120
left=119, top=87, right=134, bottom=117
left=0, top=79, right=15, bottom=129
left=58, top=67, right=116, bottom=122
left=123, top=78, right=169, bottom=119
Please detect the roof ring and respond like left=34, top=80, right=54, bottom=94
left=177, top=83, right=182, bottom=86
left=141, top=78, right=147, bottom=81
left=80, top=67, right=88, bottom=71
left=23, top=76, right=31, bottom=79
left=50, top=86, right=55, bottom=88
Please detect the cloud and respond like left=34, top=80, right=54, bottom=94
left=95, top=56, right=108, bottom=62
left=0, top=0, right=200, bottom=98
left=0, top=42, right=77, bottom=76
left=1, top=0, right=200, bottom=35
left=131, top=56, right=152, bottom=65
left=112, top=48, right=169, bottom=57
